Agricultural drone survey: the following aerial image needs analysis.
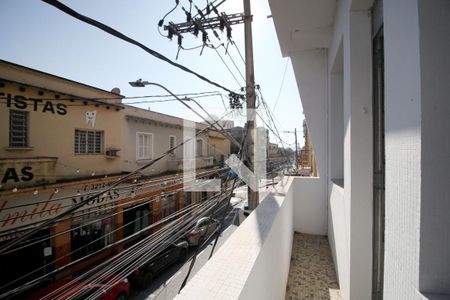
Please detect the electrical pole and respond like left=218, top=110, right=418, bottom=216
left=283, top=129, right=299, bottom=174
left=163, top=0, right=258, bottom=209
left=294, top=128, right=298, bottom=175
left=244, top=0, right=258, bottom=210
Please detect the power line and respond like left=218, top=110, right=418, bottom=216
left=0, top=90, right=226, bottom=105
left=231, top=39, right=246, bottom=64
left=38, top=187, right=236, bottom=300
left=272, top=58, right=290, bottom=112
left=221, top=43, right=246, bottom=82
left=0, top=169, right=227, bottom=251
left=41, top=0, right=237, bottom=95
left=179, top=125, right=248, bottom=292
left=0, top=196, right=219, bottom=297
left=212, top=45, right=243, bottom=87
left=0, top=107, right=233, bottom=255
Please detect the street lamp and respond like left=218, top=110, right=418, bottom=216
left=128, top=79, right=242, bottom=150
left=129, top=79, right=149, bottom=87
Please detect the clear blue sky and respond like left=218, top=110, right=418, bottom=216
left=0, top=0, right=304, bottom=148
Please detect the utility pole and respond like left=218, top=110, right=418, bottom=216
left=294, top=128, right=298, bottom=174
left=163, top=0, right=259, bottom=209
left=284, top=129, right=299, bottom=174
left=243, top=0, right=258, bottom=210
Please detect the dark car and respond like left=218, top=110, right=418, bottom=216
left=26, top=276, right=130, bottom=300
left=129, top=240, right=189, bottom=289
left=221, top=169, right=238, bottom=180
left=185, top=217, right=220, bottom=247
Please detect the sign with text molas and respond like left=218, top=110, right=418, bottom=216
left=0, top=180, right=130, bottom=235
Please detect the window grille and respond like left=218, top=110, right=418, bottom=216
left=74, top=129, right=103, bottom=154
left=9, top=110, right=28, bottom=147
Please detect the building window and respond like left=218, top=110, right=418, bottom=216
left=123, top=203, right=150, bottom=239
left=161, top=194, right=178, bottom=218
left=136, top=132, right=153, bottom=160
left=196, top=139, right=203, bottom=157
left=9, top=110, right=28, bottom=147
left=169, top=135, right=176, bottom=154
left=74, top=129, right=103, bottom=154
left=71, top=218, right=114, bottom=260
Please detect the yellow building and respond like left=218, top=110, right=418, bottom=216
left=300, top=120, right=317, bottom=176
left=208, top=129, right=231, bottom=166
left=0, top=60, right=128, bottom=288
left=0, top=61, right=222, bottom=294
left=0, top=60, right=125, bottom=190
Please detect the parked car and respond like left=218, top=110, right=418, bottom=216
left=185, top=217, right=220, bottom=247
left=27, top=275, right=130, bottom=300
left=129, top=240, right=189, bottom=289
left=221, top=169, right=238, bottom=180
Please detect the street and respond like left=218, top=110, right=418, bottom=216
left=128, top=178, right=281, bottom=300
left=129, top=198, right=246, bottom=300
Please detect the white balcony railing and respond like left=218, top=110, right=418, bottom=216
left=167, top=155, right=214, bottom=171
left=175, top=175, right=328, bottom=299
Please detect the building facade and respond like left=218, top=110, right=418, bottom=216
left=268, top=0, right=450, bottom=298
left=208, top=129, right=231, bottom=166
left=0, top=60, right=125, bottom=190
left=299, top=120, right=317, bottom=176
left=121, top=106, right=213, bottom=175
left=0, top=60, right=220, bottom=295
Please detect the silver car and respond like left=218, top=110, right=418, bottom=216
left=186, top=217, right=220, bottom=246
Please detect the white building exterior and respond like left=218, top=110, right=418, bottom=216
left=268, top=0, right=450, bottom=299
left=121, top=106, right=213, bottom=175
left=177, top=0, right=450, bottom=299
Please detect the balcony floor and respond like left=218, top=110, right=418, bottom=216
left=286, top=233, right=341, bottom=300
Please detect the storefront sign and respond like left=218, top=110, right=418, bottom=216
left=0, top=179, right=146, bottom=233
left=0, top=93, right=67, bottom=115
left=1, top=167, right=34, bottom=184
left=0, top=191, right=65, bottom=231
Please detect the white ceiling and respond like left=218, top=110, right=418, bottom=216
left=268, top=0, right=337, bottom=56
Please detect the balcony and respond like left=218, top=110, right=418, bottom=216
left=167, top=155, right=214, bottom=172
left=175, top=176, right=340, bottom=300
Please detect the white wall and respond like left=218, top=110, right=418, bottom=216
left=175, top=177, right=294, bottom=300
left=417, top=0, right=450, bottom=294
left=239, top=179, right=294, bottom=300
left=290, top=49, right=328, bottom=182
left=328, top=181, right=349, bottom=299
left=292, top=177, right=327, bottom=235
left=344, top=10, right=373, bottom=300
left=326, top=1, right=374, bottom=299
left=289, top=49, right=329, bottom=236
left=383, top=0, right=422, bottom=298
left=384, top=0, right=450, bottom=298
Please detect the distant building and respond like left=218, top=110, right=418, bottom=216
left=207, top=129, right=231, bottom=166
left=228, top=125, right=268, bottom=155
left=122, top=106, right=213, bottom=175
left=299, top=120, right=317, bottom=176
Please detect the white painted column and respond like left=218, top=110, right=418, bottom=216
left=290, top=49, right=328, bottom=235
left=383, top=0, right=422, bottom=298
left=417, top=0, right=450, bottom=294
left=343, top=9, right=373, bottom=300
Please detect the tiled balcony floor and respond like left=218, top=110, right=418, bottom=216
left=286, top=233, right=341, bottom=300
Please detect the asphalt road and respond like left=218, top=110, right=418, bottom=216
left=129, top=201, right=245, bottom=300
left=128, top=177, right=282, bottom=300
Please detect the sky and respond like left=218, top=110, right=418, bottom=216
left=0, top=0, right=304, bottom=148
